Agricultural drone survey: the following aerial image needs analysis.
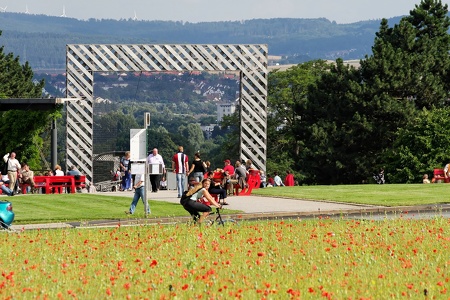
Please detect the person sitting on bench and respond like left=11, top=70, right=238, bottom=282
left=180, top=178, right=222, bottom=224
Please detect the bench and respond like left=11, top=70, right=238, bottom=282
left=432, top=169, right=449, bottom=183
left=26, top=175, right=86, bottom=194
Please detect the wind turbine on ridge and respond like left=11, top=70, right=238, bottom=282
left=60, top=5, right=66, bottom=17
left=0, top=6, right=7, bottom=13
left=132, top=10, right=138, bottom=21
left=25, top=4, right=29, bottom=14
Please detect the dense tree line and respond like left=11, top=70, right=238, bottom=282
left=267, top=0, right=450, bottom=184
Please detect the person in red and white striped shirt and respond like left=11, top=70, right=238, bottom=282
left=172, top=146, right=189, bottom=198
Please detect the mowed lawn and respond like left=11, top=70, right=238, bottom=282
left=252, top=183, right=450, bottom=206
left=3, top=183, right=450, bottom=224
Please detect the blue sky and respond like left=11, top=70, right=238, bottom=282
left=0, top=0, right=448, bottom=24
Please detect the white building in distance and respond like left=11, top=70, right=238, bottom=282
left=217, top=102, right=236, bottom=122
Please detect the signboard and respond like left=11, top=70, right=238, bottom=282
left=130, top=129, right=146, bottom=161
left=131, top=162, right=146, bottom=175
left=149, top=164, right=163, bottom=175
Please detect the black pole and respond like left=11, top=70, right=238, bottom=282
left=51, top=119, right=57, bottom=169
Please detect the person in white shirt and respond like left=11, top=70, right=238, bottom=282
left=3, top=152, right=21, bottom=192
left=54, top=164, right=64, bottom=176
left=273, top=172, right=285, bottom=187
left=125, top=173, right=150, bottom=215
left=147, top=148, right=166, bottom=193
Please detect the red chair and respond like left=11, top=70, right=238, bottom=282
left=234, top=172, right=261, bottom=196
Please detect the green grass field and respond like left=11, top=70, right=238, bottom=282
left=4, top=184, right=450, bottom=224
left=252, top=184, right=450, bottom=206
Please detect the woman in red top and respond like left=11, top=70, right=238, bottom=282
left=284, top=170, right=295, bottom=186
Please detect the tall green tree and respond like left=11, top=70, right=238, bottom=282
left=0, top=31, right=60, bottom=169
left=384, top=108, right=450, bottom=183
left=146, top=126, right=178, bottom=163
left=303, top=59, right=367, bottom=184
left=177, top=123, right=205, bottom=155
left=93, top=111, right=139, bottom=153
left=267, top=60, right=331, bottom=181
left=361, top=0, right=450, bottom=110
left=291, top=0, right=450, bottom=184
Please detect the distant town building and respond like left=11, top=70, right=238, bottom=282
left=95, top=97, right=112, bottom=104
left=200, top=124, right=216, bottom=139
left=217, top=102, right=236, bottom=122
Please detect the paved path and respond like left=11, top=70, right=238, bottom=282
left=109, top=189, right=375, bottom=214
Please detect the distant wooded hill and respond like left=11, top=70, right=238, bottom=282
left=0, top=12, right=404, bottom=71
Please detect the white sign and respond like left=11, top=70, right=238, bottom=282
left=131, top=162, right=146, bottom=175
left=130, top=129, right=147, bottom=161
left=149, top=164, right=163, bottom=175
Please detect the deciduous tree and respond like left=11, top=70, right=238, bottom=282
left=0, top=31, right=60, bottom=169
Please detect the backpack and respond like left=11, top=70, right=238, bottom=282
left=179, top=190, right=190, bottom=206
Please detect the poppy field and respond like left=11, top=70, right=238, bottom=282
left=1, top=217, right=449, bottom=299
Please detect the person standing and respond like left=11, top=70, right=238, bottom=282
left=147, top=148, right=165, bottom=193
left=188, top=152, right=207, bottom=183
left=3, top=152, right=21, bottom=193
left=120, top=151, right=132, bottom=191
left=172, top=146, right=189, bottom=198
left=125, top=173, right=150, bottom=215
